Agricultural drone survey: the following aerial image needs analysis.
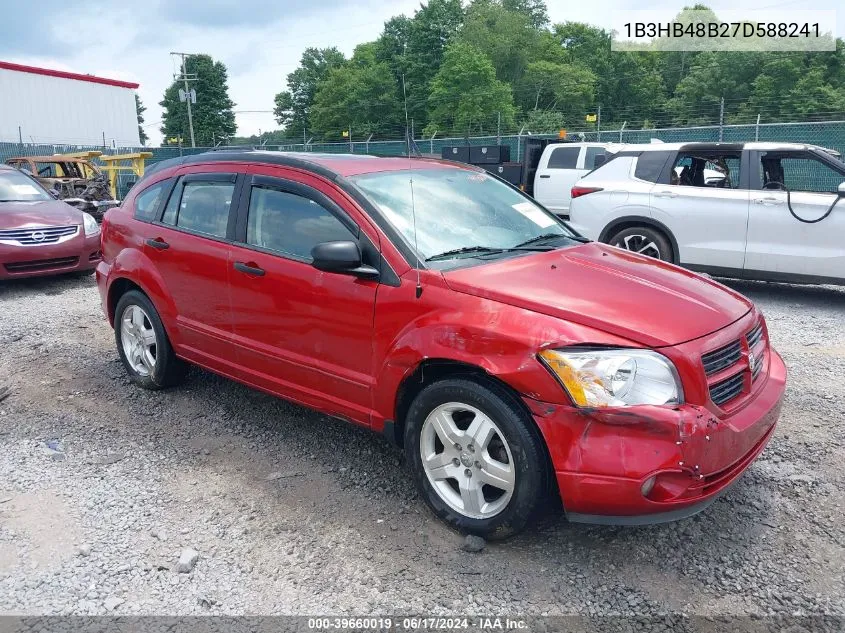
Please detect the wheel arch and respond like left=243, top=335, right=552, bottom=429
left=391, top=358, right=557, bottom=499
left=599, top=216, right=680, bottom=264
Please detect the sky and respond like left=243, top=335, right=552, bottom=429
left=0, top=0, right=841, bottom=146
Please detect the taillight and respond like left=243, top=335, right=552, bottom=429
left=571, top=186, right=603, bottom=199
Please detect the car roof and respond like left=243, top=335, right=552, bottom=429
left=628, top=141, right=831, bottom=153
left=143, top=150, right=477, bottom=182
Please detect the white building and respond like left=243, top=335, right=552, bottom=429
left=0, top=61, right=141, bottom=147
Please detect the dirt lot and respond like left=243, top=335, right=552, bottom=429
left=0, top=274, right=843, bottom=617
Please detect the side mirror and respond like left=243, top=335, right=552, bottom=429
left=311, top=240, right=379, bottom=279
left=838, top=181, right=845, bottom=196
left=48, top=190, right=60, bottom=199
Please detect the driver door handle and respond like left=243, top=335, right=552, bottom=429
left=233, top=261, right=265, bottom=277
left=145, top=238, right=169, bottom=250
left=753, top=197, right=782, bottom=205
left=654, top=190, right=678, bottom=198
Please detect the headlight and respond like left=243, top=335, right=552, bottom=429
left=82, top=212, right=100, bottom=237
left=538, top=348, right=683, bottom=407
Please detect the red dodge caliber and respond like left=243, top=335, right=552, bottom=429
left=96, top=151, right=786, bottom=538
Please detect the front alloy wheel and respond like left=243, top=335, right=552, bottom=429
left=405, top=378, right=549, bottom=539
left=420, top=402, right=516, bottom=519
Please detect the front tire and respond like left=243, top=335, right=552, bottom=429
left=608, top=226, right=673, bottom=262
left=404, top=378, right=549, bottom=540
left=114, top=290, right=187, bottom=390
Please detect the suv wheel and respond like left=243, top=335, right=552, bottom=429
left=114, top=290, right=187, bottom=390
left=608, top=226, right=673, bottom=262
left=404, top=378, right=548, bottom=540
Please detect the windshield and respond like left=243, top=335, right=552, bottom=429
left=349, top=167, right=581, bottom=266
left=0, top=169, right=51, bottom=203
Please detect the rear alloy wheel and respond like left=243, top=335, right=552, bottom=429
left=608, top=226, right=673, bottom=262
left=405, top=378, right=548, bottom=539
left=114, top=290, right=187, bottom=390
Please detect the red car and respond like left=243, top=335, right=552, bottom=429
left=95, top=151, right=786, bottom=538
left=0, top=165, right=102, bottom=279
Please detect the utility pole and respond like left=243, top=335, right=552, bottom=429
left=171, top=52, right=198, bottom=148
left=718, top=96, right=725, bottom=142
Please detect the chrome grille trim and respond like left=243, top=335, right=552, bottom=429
left=0, top=226, right=79, bottom=246
left=746, top=322, right=764, bottom=349
left=701, top=340, right=742, bottom=376
left=710, top=372, right=745, bottom=406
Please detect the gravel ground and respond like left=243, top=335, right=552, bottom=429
left=0, top=273, right=843, bottom=617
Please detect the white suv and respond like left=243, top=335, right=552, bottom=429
left=567, top=142, right=845, bottom=285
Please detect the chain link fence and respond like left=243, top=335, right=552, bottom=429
left=2, top=120, right=844, bottom=195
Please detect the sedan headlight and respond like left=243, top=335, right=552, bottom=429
left=539, top=348, right=683, bottom=407
left=82, top=212, right=100, bottom=237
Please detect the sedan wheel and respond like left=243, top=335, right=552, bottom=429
left=120, top=304, right=157, bottom=377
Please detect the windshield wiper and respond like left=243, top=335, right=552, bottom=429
left=425, top=246, right=505, bottom=262
left=515, top=232, right=589, bottom=248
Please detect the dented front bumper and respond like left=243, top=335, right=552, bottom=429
left=527, top=348, right=786, bottom=524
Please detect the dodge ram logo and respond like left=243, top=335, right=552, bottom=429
left=30, top=230, right=46, bottom=242
left=748, top=351, right=756, bottom=372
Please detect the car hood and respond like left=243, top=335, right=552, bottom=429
left=0, top=200, right=82, bottom=229
left=442, top=242, right=753, bottom=347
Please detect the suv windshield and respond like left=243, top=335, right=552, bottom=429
left=349, top=167, right=581, bottom=266
left=0, top=169, right=52, bottom=203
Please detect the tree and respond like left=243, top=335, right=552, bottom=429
left=520, top=60, right=596, bottom=118
left=309, top=61, right=402, bottom=139
left=135, top=95, right=148, bottom=145
left=502, top=0, right=549, bottom=29
left=460, top=1, right=547, bottom=89
left=554, top=22, right=665, bottom=126
left=160, top=54, right=236, bottom=146
left=402, top=0, right=465, bottom=129
left=426, top=42, right=516, bottom=135
left=272, top=47, right=346, bottom=139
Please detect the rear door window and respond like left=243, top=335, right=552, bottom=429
left=160, top=177, right=236, bottom=239
left=547, top=146, right=580, bottom=169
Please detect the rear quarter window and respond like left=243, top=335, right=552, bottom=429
left=634, top=151, right=672, bottom=183
left=133, top=180, right=169, bottom=222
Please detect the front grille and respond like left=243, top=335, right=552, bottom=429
left=751, top=351, right=764, bottom=381
left=709, top=372, right=745, bottom=406
left=701, top=340, right=742, bottom=376
left=0, top=226, right=78, bottom=245
left=746, top=322, right=764, bottom=349
left=702, top=319, right=768, bottom=407
left=4, top=256, right=79, bottom=273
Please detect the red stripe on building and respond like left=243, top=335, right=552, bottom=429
left=0, top=61, right=139, bottom=89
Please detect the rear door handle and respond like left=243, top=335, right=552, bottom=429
left=539, top=174, right=551, bottom=179
left=145, top=238, right=169, bottom=250
left=653, top=190, right=678, bottom=198
left=234, top=261, right=265, bottom=277
left=753, top=197, right=782, bottom=205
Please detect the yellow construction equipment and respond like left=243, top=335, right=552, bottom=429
left=98, top=152, right=153, bottom=198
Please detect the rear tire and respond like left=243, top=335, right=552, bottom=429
left=608, top=226, right=673, bottom=262
left=114, top=290, right=187, bottom=390
left=404, top=378, right=549, bottom=540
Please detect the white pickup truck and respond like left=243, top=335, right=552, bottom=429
left=478, top=139, right=618, bottom=218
